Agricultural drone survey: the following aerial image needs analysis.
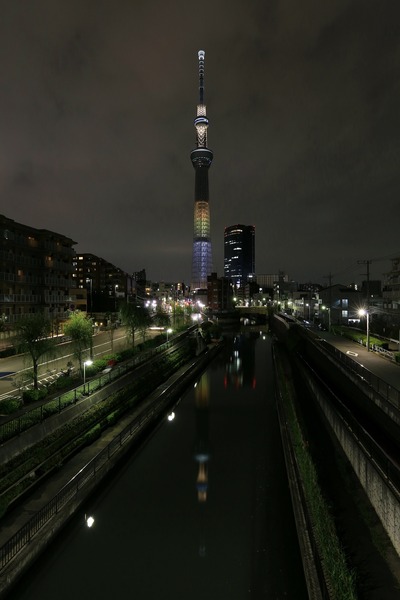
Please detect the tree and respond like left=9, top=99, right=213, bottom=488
left=104, top=311, right=117, bottom=351
left=119, top=302, right=150, bottom=352
left=153, top=305, right=171, bottom=328
left=138, top=309, right=152, bottom=345
left=14, top=313, right=55, bottom=389
left=64, top=311, right=93, bottom=375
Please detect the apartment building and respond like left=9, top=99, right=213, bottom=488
left=0, top=214, right=76, bottom=327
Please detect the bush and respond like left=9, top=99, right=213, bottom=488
left=115, top=348, right=134, bottom=362
left=22, top=388, right=48, bottom=404
left=83, top=424, right=102, bottom=445
left=55, top=375, right=74, bottom=389
left=0, top=397, right=23, bottom=415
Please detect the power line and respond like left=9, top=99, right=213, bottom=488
left=324, top=251, right=400, bottom=283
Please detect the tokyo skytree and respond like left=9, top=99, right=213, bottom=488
left=190, top=50, right=213, bottom=290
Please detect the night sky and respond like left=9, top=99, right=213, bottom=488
left=1, top=1, right=399, bottom=286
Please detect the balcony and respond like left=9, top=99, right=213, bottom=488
left=0, top=294, right=42, bottom=304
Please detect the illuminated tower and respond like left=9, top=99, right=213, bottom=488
left=191, top=50, right=213, bottom=290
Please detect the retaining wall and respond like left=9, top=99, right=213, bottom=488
left=303, top=368, right=400, bottom=557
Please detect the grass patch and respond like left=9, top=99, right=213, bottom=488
left=274, top=345, right=357, bottom=600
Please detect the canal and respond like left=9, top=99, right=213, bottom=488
left=10, top=329, right=308, bottom=599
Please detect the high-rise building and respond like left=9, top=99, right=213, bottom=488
left=190, top=50, right=213, bottom=291
left=224, top=224, right=255, bottom=288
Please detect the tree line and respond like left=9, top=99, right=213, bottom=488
left=13, top=302, right=172, bottom=390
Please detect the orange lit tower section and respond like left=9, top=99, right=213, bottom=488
left=190, top=50, right=213, bottom=290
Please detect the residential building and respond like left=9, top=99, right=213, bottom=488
left=0, top=214, right=76, bottom=327
left=318, top=284, right=363, bottom=326
left=72, top=253, right=132, bottom=314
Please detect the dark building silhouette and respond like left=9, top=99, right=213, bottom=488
left=0, top=214, right=76, bottom=326
left=224, top=224, right=255, bottom=289
left=73, top=253, right=131, bottom=313
left=132, top=269, right=147, bottom=303
left=207, top=272, right=233, bottom=311
left=190, top=50, right=213, bottom=291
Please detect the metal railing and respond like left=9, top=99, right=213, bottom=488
left=0, top=404, right=156, bottom=571
left=0, top=339, right=221, bottom=573
left=312, top=336, right=400, bottom=410
left=0, top=337, right=178, bottom=444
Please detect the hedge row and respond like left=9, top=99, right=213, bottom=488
left=274, top=345, right=357, bottom=600
left=0, top=341, right=196, bottom=517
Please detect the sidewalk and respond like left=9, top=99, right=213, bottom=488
left=317, top=330, right=400, bottom=391
left=0, top=407, right=136, bottom=547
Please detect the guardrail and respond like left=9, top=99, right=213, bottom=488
left=315, top=339, right=400, bottom=410
left=0, top=392, right=160, bottom=571
left=0, top=332, right=192, bottom=445
left=0, top=341, right=222, bottom=574
left=300, top=354, right=400, bottom=495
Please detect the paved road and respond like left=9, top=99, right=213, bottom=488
left=315, top=328, right=400, bottom=391
left=0, top=328, right=134, bottom=399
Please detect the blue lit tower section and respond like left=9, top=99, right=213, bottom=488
left=191, top=50, right=213, bottom=290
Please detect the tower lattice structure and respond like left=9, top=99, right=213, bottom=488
left=190, top=50, right=213, bottom=290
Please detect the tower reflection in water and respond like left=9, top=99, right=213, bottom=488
left=193, top=333, right=259, bottom=557
left=193, top=372, right=210, bottom=557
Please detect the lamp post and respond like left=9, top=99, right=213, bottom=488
left=358, top=309, right=370, bottom=351
left=114, top=284, right=119, bottom=312
left=83, top=359, right=93, bottom=393
left=321, top=305, right=331, bottom=332
left=86, top=277, right=93, bottom=318
left=166, top=328, right=172, bottom=343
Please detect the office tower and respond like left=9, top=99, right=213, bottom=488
left=224, top=224, right=256, bottom=288
left=190, top=50, right=213, bottom=290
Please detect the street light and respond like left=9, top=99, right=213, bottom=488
left=166, top=328, right=173, bottom=342
left=321, top=305, right=331, bottom=332
left=86, top=277, right=93, bottom=318
left=114, top=284, right=119, bottom=312
left=358, top=309, right=370, bottom=351
left=83, top=359, right=93, bottom=393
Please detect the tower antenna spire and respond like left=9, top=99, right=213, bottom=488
left=198, top=50, right=205, bottom=105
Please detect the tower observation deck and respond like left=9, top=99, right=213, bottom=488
left=190, top=50, right=213, bottom=291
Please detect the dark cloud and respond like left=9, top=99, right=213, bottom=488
left=0, top=0, right=399, bottom=285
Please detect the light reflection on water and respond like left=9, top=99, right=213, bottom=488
left=10, top=328, right=307, bottom=600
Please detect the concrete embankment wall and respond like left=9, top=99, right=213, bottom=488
left=301, top=367, right=400, bottom=557
left=0, top=343, right=223, bottom=598
left=2, top=369, right=144, bottom=463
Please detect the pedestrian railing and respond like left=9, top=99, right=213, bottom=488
left=0, top=339, right=221, bottom=574
left=0, top=335, right=185, bottom=444
left=315, top=338, right=400, bottom=410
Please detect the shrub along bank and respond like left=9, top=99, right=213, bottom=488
left=274, top=343, right=357, bottom=600
left=0, top=340, right=196, bottom=518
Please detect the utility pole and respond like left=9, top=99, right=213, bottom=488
left=358, top=260, right=372, bottom=310
left=323, top=272, right=333, bottom=325
left=358, top=259, right=372, bottom=351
